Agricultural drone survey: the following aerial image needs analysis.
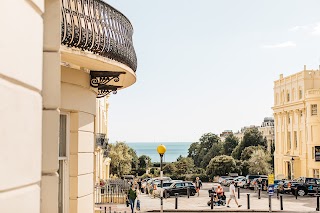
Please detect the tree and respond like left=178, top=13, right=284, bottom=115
left=128, top=148, right=139, bottom=172
left=138, top=155, right=151, bottom=169
left=163, top=163, right=177, bottom=175
left=240, top=146, right=262, bottom=161
left=222, top=134, right=239, bottom=156
left=200, top=142, right=223, bottom=168
left=242, top=127, right=267, bottom=148
left=108, top=142, right=133, bottom=177
left=190, top=133, right=221, bottom=168
left=206, top=155, right=236, bottom=177
left=188, top=142, right=200, bottom=159
left=175, top=157, right=195, bottom=175
left=248, top=149, right=271, bottom=175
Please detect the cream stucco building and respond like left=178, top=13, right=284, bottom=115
left=0, top=1, right=137, bottom=213
left=258, top=117, right=275, bottom=152
left=273, top=66, right=320, bottom=180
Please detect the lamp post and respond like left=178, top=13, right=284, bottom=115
left=157, top=144, right=166, bottom=213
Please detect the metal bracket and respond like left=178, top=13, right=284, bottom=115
left=90, top=71, right=125, bottom=98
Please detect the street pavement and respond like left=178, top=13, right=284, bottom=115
left=96, top=182, right=320, bottom=213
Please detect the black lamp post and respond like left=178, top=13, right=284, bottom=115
left=157, top=144, right=166, bottom=213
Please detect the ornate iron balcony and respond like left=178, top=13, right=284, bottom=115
left=61, top=0, right=137, bottom=72
left=96, top=133, right=106, bottom=147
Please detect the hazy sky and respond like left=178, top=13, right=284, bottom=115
left=107, top=0, right=320, bottom=143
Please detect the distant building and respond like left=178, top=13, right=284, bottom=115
left=273, top=67, right=320, bottom=180
left=258, top=117, right=275, bottom=152
left=220, top=130, right=233, bottom=141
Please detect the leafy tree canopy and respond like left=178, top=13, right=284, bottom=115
left=248, top=149, right=271, bottom=175
left=206, top=155, right=236, bottom=177
left=222, top=134, right=239, bottom=156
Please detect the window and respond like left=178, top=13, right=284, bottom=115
left=314, top=169, right=320, bottom=178
left=288, top=115, right=291, bottom=124
left=294, top=131, right=297, bottom=149
left=299, top=89, right=303, bottom=99
left=311, top=104, right=317, bottom=116
left=287, top=92, right=290, bottom=102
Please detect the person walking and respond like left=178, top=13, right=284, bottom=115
left=128, top=184, right=137, bottom=213
left=227, top=181, right=241, bottom=208
left=195, top=177, right=202, bottom=196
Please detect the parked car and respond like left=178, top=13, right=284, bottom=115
left=222, top=177, right=234, bottom=186
left=163, top=181, right=196, bottom=198
left=244, top=175, right=267, bottom=189
left=235, top=178, right=246, bottom=188
left=226, top=176, right=245, bottom=186
left=153, top=181, right=173, bottom=197
left=274, top=179, right=285, bottom=191
left=250, top=177, right=268, bottom=190
left=278, top=180, right=298, bottom=194
left=218, top=176, right=230, bottom=184
left=290, top=177, right=320, bottom=196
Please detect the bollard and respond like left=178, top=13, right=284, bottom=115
left=269, top=195, right=272, bottom=212
left=175, top=193, right=178, bottom=209
left=247, top=194, right=250, bottom=209
left=238, top=187, right=240, bottom=199
left=104, top=207, right=106, bottom=213
left=277, top=188, right=279, bottom=199
left=258, top=188, right=261, bottom=199
left=280, top=195, right=283, bottom=210
left=187, top=187, right=190, bottom=198
left=210, top=193, right=214, bottom=209
left=317, top=187, right=319, bottom=196
left=109, top=206, right=111, bottom=213
left=317, top=195, right=320, bottom=211
left=295, top=188, right=298, bottom=199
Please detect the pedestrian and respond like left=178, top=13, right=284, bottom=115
left=216, top=185, right=224, bottom=198
left=128, top=184, right=137, bottom=213
left=257, top=177, right=263, bottom=192
left=195, top=176, right=202, bottom=196
left=227, top=181, right=242, bottom=208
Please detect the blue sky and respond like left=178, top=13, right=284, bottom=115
left=107, top=0, right=320, bottom=143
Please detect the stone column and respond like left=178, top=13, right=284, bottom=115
left=104, top=157, right=111, bottom=179
left=41, top=0, right=61, bottom=213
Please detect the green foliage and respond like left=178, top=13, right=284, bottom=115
left=269, top=142, right=275, bottom=170
left=222, top=134, right=239, bottom=156
left=188, top=142, right=200, bottom=159
left=109, top=142, right=133, bottom=176
left=128, top=148, right=139, bottom=171
left=206, top=155, right=236, bottom=177
left=189, top=133, right=222, bottom=168
left=248, top=149, right=271, bottom=175
left=163, top=163, right=177, bottom=175
left=175, top=157, right=195, bottom=175
left=231, top=144, right=242, bottom=160
left=240, top=146, right=262, bottom=161
left=242, top=127, right=267, bottom=148
left=138, top=155, right=152, bottom=169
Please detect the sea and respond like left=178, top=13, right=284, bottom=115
left=126, top=142, right=192, bottom=163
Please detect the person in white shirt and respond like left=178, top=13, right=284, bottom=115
left=227, top=181, right=241, bottom=208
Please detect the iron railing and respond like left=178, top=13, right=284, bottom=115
left=96, top=133, right=106, bottom=147
left=61, top=0, right=137, bottom=72
left=95, top=179, right=130, bottom=204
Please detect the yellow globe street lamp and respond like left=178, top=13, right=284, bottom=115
left=157, top=144, right=166, bottom=213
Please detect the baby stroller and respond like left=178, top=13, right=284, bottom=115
left=207, top=188, right=226, bottom=206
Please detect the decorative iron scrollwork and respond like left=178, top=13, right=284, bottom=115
left=61, top=0, right=137, bottom=72
left=96, top=133, right=106, bottom=147
left=97, top=85, right=122, bottom=98
left=90, top=71, right=124, bottom=98
left=90, top=71, right=125, bottom=87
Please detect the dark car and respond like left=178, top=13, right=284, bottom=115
left=164, top=181, right=196, bottom=198
left=290, top=177, right=320, bottom=196
left=244, top=175, right=267, bottom=189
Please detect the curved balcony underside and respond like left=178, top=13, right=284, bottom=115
left=61, top=0, right=137, bottom=89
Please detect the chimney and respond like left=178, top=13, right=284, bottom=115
left=304, top=65, right=307, bottom=71
left=279, top=74, right=283, bottom=79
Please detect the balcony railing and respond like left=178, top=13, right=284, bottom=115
left=61, top=0, right=137, bottom=72
left=96, top=133, right=106, bottom=147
